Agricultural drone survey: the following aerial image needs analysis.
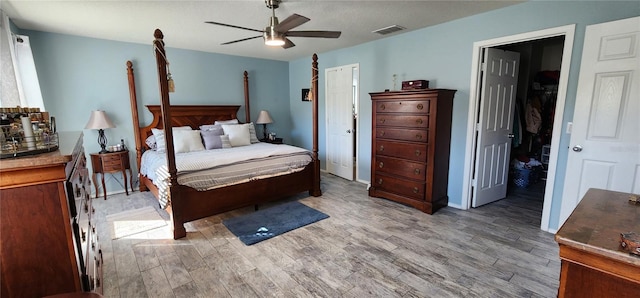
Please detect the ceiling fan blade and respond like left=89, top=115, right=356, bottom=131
left=286, top=31, right=342, bottom=38
left=282, top=38, right=295, bottom=49
left=275, top=14, right=310, bottom=32
left=221, top=35, right=263, bottom=45
left=205, top=21, right=264, bottom=33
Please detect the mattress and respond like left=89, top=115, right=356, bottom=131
left=140, top=143, right=312, bottom=208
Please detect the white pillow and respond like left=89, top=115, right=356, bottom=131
left=215, top=119, right=239, bottom=125
left=173, top=130, right=205, bottom=153
left=221, top=124, right=251, bottom=147
left=151, top=126, right=192, bottom=152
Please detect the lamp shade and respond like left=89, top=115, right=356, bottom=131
left=85, top=110, right=115, bottom=129
left=256, top=110, right=273, bottom=124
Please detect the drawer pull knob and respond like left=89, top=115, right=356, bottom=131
left=415, top=150, right=421, bottom=156
left=379, top=145, right=384, bottom=152
left=380, top=104, right=386, bottom=110
left=84, top=202, right=89, bottom=213
left=379, top=162, right=384, bottom=168
left=416, top=134, right=422, bottom=140
left=92, top=241, right=95, bottom=250
left=416, top=118, right=423, bottom=124
left=96, top=277, right=101, bottom=288
left=417, top=103, right=423, bottom=110
left=380, top=119, right=386, bottom=124
left=81, top=229, right=86, bottom=242
left=380, top=131, right=385, bottom=136
left=377, top=178, right=383, bottom=185
left=92, top=207, right=95, bottom=214
left=413, top=187, right=419, bottom=193
left=414, top=168, right=420, bottom=175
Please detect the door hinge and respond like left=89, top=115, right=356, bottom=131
left=472, top=178, right=477, bottom=187
left=481, top=62, right=487, bottom=72
left=476, top=123, right=481, bottom=131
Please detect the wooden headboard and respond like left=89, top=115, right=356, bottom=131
left=138, top=105, right=240, bottom=150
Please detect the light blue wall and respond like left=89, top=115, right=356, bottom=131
left=288, top=1, right=640, bottom=231
left=24, top=30, right=289, bottom=193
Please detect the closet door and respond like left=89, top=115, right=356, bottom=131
left=472, top=48, right=520, bottom=207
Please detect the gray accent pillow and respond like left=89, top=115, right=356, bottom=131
left=220, top=135, right=232, bottom=148
left=247, top=122, right=260, bottom=143
left=201, top=129, right=224, bottom=149
left=199, top=124, right=223, bottom=135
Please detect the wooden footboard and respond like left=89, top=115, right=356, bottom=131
left=139, top=161, right=318, bottom=239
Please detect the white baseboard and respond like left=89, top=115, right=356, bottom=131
left=447, top=202, right=463, bottom=209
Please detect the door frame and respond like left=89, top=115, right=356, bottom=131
left=460, top=24, right=576, bottom=232
left=324, top=63, right=360, bottom=181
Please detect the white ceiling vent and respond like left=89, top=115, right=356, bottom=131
left=372, top=25, right=406, bottom=35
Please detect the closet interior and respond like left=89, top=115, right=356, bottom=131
left=499, top=36, right=564, bottom=191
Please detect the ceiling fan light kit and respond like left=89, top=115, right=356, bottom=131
left=206, top=0, right=341, bottom=49
left=264, top=15, right=285, bottom=46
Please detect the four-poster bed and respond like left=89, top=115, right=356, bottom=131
left=127, top=29, right=321, bottom=239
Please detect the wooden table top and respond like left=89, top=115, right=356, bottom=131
left=555, top=188, right=640, bottom=266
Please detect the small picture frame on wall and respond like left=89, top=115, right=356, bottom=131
left=301, top=88, right=310, bottom=101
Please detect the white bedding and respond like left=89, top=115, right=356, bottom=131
left=140, top=142, right=312, bottom=208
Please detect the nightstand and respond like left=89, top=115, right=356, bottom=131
left=90, top=150, right=132, bottom=199
left=260, top=137, right=283, bottom=144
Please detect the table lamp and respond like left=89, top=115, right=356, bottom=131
left=85, top=110, right=115, bottom=153
left=255, top=110, right=273, bottom=140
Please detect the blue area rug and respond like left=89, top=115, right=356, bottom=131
left=223, top=201, right=329, bottom=246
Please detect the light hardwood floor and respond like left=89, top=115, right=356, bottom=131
left=93, top=173, right=559, bottom=298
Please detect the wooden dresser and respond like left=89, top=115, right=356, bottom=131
left=555, top=188, right=640, bottom=297
left=0, top=131, right=103, bottom=297
left=369, top=89, right=456, bottom=214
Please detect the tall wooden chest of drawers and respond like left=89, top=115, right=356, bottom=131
left=0, top=131, right=103, bottom=297
left=369, top=89, right=456, bottom=214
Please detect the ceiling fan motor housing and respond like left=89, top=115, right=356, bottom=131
left=265, top=0, right=280, bottom=9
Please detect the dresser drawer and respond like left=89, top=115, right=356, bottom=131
left=373, top=173, right=425, bottom=201
left=102, top=160, right=122, bottom=172
left=66, top=157, right=89, bottom=218
left=89, top=246, right=103, bottom=294
left=375, top=156, right=426, bottom=181
left=375, top=114, right=429, bottom=129
left=376, top=127, right=428, bottom=143
left=375, top=140, right=427, bottom=162
left=375, top=100, right=430, bottom=114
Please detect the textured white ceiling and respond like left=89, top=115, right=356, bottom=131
left=3, top=0, right=521, bottom=61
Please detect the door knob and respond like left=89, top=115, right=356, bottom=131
left=346, top=129, right=351, bottom=133
left=572, top=145, right=583, bottom=152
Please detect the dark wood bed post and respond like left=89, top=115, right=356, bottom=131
left=153, top=29, right=185, bottom=239
left=244, top=71, right=250, bottom=122
left=311, top=54, right=321, bottom=196
left=126, top=61, right=146, bottom=192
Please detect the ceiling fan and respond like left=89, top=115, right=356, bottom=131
left=205, top=0, right=341, bottom=49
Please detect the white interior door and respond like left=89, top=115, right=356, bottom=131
left=326, top=65, right=355, bottom=180
left=559, top=16, right=640, bottom=225
left=472, top=48, right=520, bottom=207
